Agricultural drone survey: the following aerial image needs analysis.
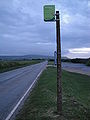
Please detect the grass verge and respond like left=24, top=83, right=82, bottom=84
left=0, top=60, right=43, bottom=73
left=15, top=67, right=90, bottom=120
left=48, top=61, right=54, bottom=65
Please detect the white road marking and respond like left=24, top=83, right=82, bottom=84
left=5, top=67, right=45, bottom=120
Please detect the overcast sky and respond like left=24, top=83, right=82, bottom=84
left=0, top=0, right=90, bottom=58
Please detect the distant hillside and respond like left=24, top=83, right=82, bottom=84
left=62, top=56, right=69, bottom=59
left=0, top=55, right=68, bottom=61
left=0, top=55, right=54, bottom=61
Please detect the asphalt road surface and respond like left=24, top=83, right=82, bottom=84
left=0, top=61, right=47, bottom=120
left=62, top=62, right=90, bottom=76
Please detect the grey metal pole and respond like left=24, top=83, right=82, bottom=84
left=56, top=11, right=62, bottom=114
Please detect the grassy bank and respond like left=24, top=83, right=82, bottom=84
left=15, top=67, right=90, bottom=120
left=0, top=60, right=43, bottom=73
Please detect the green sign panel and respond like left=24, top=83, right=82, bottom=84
left=44, top=5, right=55, bottom=22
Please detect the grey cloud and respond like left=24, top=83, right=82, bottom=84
left=0, top=0, right=89, bottom=58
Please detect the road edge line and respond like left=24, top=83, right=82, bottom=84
left=5, top=65, right=46, bottom=120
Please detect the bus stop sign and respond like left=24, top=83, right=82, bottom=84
left=44, top=5, right=55, bottom=22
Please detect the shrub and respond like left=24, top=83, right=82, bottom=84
left=86, top=59, right=90, bottom=66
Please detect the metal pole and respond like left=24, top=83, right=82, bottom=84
left=56, top=11, right=62, bottom=114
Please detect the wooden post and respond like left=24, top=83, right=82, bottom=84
left=56, top=11, right=62, bottom=114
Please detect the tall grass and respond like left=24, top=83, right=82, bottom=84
left=15, top=67, right=90, bottom=120
left=0, top=60, right=43, bottom=73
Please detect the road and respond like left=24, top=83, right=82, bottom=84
left=62, top=62, right=90, bottom=76
left=0, top=61, right=47, bottom=120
